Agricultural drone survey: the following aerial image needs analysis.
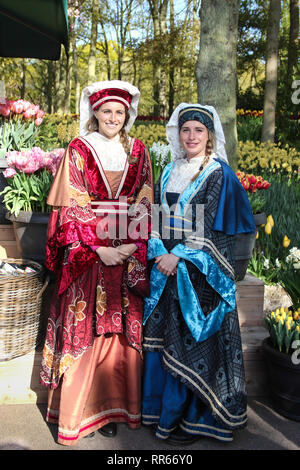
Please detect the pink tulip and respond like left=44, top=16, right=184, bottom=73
left=43, top=156, right=53, bottom=169
left=23, top=107, right=36, bottom=120
left=34, top=117, right=43, bottom=126
left=36, top=109, right=45, bottom=119
left=3, top=167, right=17, bottom=178
left=14, top=152, right=30, bottom=171
left=6, top=151, right=17, bottom=166
left=0, top=104, right=11, bottom=116
left=23, top=161, right=40, bottom=173
left=32, top=105, right=40, bottom=116
left=11, top=100, right=24, bottom=114
left=21, top=101, right=31, bottom=112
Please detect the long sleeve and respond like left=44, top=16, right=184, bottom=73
left=45, top=146, right=106, bottom=294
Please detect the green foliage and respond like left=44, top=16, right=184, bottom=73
left=237, top=115, right=262, bottom=142
left=36, top=113, right=79, bottom=150
left=1, top=169, right=53, bottom=215
left=0, top=119, right=38, bottom=154
left=247, top=191, right=266, bottom=214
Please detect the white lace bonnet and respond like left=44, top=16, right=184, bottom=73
left=166, top=102, right=228, bottom=163
left=79, top=80, right=140, bottom=137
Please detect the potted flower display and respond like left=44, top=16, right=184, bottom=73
left=0, top=98, right=46, bottom=223
left=0, top=147, right=64, bottom=262
left=262, top=246, right=300, bottom=421
left=234, top=172, right=271, bottom=281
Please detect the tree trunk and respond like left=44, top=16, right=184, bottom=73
left=63, top=16, right=73, bottom=114
left=72, top=19, right=80, bottom=114
left=88, top=0, right=98, bottom=84
left=55, top=52, right=67, bottom=113
left=261, top=0, right=281, bottom=143
left=159, top=0, right=168, bottom=116
left=152, top=9, right=161, bottom=116
left=147, top=0, right=169, bottom=117
left=46, top=61, right=54, bottom=113
left=195, top=0, right=240, bottom=169
left=168, top=0, right=175, bottom=116
left=287, top=0, right=299, bottom=83
left=99, top=14, right=111, bottom=80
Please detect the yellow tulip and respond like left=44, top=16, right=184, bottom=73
left=267, top=215, right=274, bottom=227
left=265, top=222, right=272, bottom=235
left=283, top=235, right=291, bottom=248
left=256, top=231, right=259, bottom=239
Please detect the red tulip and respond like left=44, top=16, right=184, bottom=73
left=242, top=179, right=250, bottom=190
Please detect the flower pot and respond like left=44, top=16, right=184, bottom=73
left=6, top=211, right=50, bottom=263
left=262, top=337, right=300, bottom=422
left=252, top=212, right=267, bottom=226
left=234, top=212, right=267, bottom=281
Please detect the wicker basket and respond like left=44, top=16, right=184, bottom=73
left=0, top=258, right=49, bottom=361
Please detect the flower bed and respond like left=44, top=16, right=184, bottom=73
left=238, top=141, right=300, bottom=177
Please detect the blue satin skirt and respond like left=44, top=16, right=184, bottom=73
left=142, top=351, right=233, bottom=442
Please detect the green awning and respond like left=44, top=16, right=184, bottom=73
left=0, top=0, right=69, bottom=60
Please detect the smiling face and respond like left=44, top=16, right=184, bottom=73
left=94, top=101, right=127, bottom=139
left=179, top=120, right=209, bottom=160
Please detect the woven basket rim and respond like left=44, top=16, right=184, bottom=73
left=0, top=258, right=43, bottom=282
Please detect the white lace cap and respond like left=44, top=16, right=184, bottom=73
left=79, top=80, right=140, bottom=136
left=166, top=103, right=228, bottom=164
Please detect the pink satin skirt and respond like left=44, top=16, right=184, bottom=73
left=46, top=333, right=142, bottom=446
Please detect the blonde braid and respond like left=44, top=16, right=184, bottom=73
left=119, top=127, right=131, bottom=155
left=191, top=154, right=210, bottom=182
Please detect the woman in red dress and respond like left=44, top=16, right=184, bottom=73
left=40, top=80, right=153, bottom=446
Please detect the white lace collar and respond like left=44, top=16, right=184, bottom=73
left=83, top=131, right=127, bottom=171
left=167, top=155, right=215, bottom=192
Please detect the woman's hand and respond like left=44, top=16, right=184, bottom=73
left=155, top=253, right=179, bottom=276
left=96, top=246, right=128, bottom=266
left=117, top=243, right=138, bottom=259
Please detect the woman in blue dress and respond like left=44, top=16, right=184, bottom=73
left=141, top=103, right=256, bottom=445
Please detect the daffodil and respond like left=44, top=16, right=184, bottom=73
left=267, top=214, right=274, bottom=227
left=283, top=235, right=291, bottom=248
left=265, top=222, right=272, bottom=235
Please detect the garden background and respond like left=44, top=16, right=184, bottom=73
left=0, top=0, right=299, bottom=295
